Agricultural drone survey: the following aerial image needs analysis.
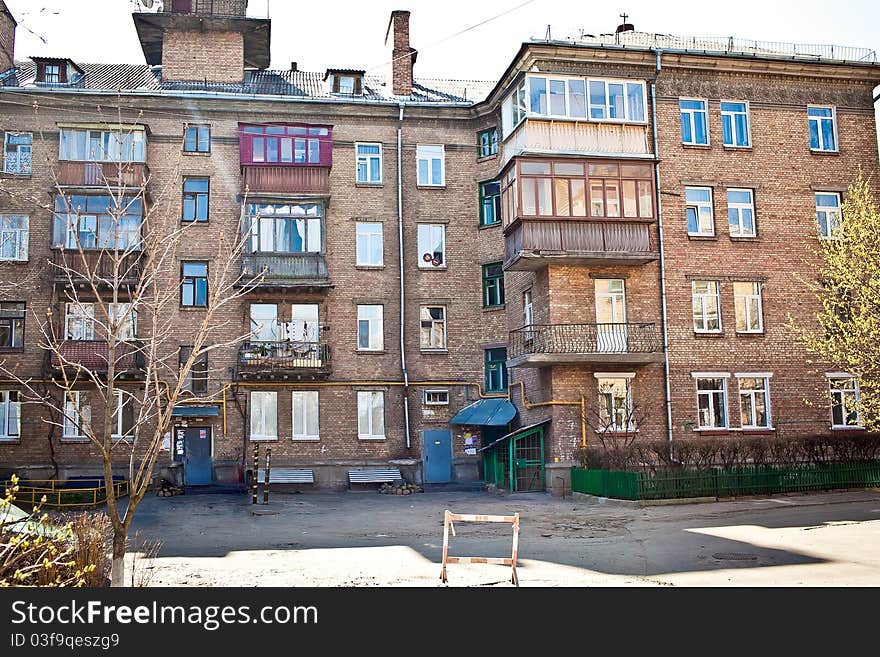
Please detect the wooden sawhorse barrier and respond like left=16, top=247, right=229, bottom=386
left=440, top=510, right=520, bottom=587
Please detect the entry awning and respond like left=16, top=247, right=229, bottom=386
left=171, top=404, right=220, bottom=418
left=448, top=397, right=517, bottom=427
left=479, top=418, right=551, bottom=453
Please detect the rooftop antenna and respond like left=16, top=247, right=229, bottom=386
left=545, top=24, right=551, bottom=41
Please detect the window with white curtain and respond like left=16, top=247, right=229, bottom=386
left=246, top=203, right=322, bottom=254
left=357, top=391, right=385, bottom=439
left=292, top=391, right=319, bottom=440
left=416, top=145, right=445, bottom=186
left=0, top=391, right=20, bottom=440
left=250, top=391, right=278, bottom=440
left=0, top=215, right=28, bottom=261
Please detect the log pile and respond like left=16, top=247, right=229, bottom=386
left=379, top=480, right=423, bottom=495
left=157, top=479, right=184, bottom=497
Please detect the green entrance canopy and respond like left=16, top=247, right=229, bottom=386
left=448, top=398, right=517, bottom=427
left=171, top=405, right=220, bottom=417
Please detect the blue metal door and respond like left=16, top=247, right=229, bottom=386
left=423, top=430, right=452, bottom=483
left=184, top=427, right=212, bottom=486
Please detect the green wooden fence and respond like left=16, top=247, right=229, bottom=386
left=571, top=462, right=880, bottom=501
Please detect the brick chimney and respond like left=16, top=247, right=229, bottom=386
left=0, top=1, right=17, bottom=74
left=385, top=10, right=417, bottom=96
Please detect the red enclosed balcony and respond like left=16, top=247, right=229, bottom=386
left=50, top=341, right=145, bottom=378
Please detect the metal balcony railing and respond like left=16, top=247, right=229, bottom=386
left=51, top=250, right=143, bottom=285
left=238, top=341, right=331, bottom=372
left=162, top=0, right=248, bottom=18
left=509, top=323, right=661, bottom=360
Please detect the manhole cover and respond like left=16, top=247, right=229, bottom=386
left=712, top=552, right=758, bottom=561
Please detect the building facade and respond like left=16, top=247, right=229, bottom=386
left=0, top=2, right=878, bottom=492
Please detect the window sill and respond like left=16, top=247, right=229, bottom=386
left=692, top=428, right=730, bottom=435
left=355, top=265, right=385, bottom=271
left=61, top=437, right=90, bottom=443
left=687, top=234, right=717, bottom=241
left=735, top=331, right=765, bottom=336
left=355, top=182, right=384, bottom=188
left=681, top=143, right=711, bottom=149
left=722, top=145, right=753, bottom=151
left=358, top=436, right=387, bottom=441
left=693, top=331, right=724, bottom=337
left=0, top=172, right=31, bottom=179
left=418, top=266, right=448, bottom=272
left=483, top=305, right=506, bottom=313
left=250, top=437, right=279, bottom=442
left=420, top=349, right=449, bottom=354
left=182, top=151, right=212, bottom=157
left=356, top=350, right=387, bottom=355
left=0, top=347, right=25, bottom=353
left=831, top=426, right=865, bottom=432
left=810, top=149, right=840, bottom=156
left=0, top=259, right=29, bottom=264
left=181, top=220, right=210, bottom=225
left=179, top=306, right=208, bottom=312
left=0, top=438, right=20, bottom=444
left=479, top=222, right=502, bottom=230
left=292, top=437, right=320, bottom=442
left=729, top=236, right=759, bottom=242
left=477, top=154, right=499, bottom=163
left=416, top=185, right=446, bottom=190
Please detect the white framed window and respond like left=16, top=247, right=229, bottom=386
left=3, top=132, right=32, bottom=175
left=419, top=305, right=446, bottom=350
left=694, top=376, right=728, bottom=429
left=597, top=377, right=633, bottom=432
left=828, top=375, right=862, bottom=428
left=356, top=143, right=383, bottom=184
left=62, top=390, right=89, bottom=440
left=424, top=389, right=449, bottom=406
left=737, top=375, right=771, bottom=429
left=586, top=78, right=646, bottom=122
left=357, top=305, right=383, bottom=351
left=721, top=101, right=751, bottom=147
left=734, top=282, right=763, bottom=333
left=112, top=389, right=135, bottom=440
left=685, top=188, right=714, bottom=236
left=250, top=303, right=279, bottom=342
left=356, top=222, right=384, bottom=266
left=816, top=192, right=842, bottom=239
left=692, top=281, right=722, bottom=333
left=416, top=144, right=445, bottom=186
left=357, top=390, right=385, bottom=440
left=501, top=78, right=527, bottom=139
left=338, top=76, right=356, bottom=95
left=65, top=302, right=95, bottom=340
left=727, top=189, right=756, bottom=237
left=417, top=224, right=446, bottom=268
left=808, top=106, right=838, bottom=152
left=523, top=289, right=534, bottom=328
left=0, top=391, right=20, bottom=440
left=680, top=99, right=709, bottom=145
left=108, top=303, right=136, bottom=341
left=0, top=215, right=29, bottom=261
left=250, top=391, right=278, bottom=440
left=59, top=127, right=146, bottom=163
left=292, top=391, right=319, bottom=441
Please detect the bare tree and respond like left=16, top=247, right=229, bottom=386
left=575, top=380, right=649, bottom=471
left=0, top=106, right=256, bottom=586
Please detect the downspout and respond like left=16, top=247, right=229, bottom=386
left=397, top=102, right=412, bottom=449
left=651, top=49, right=675, bottom=445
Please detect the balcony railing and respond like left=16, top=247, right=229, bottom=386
left=51, top=250, right=142, bottom=286
left=50, top=340, right=145, bottom=376
left=508, top=323, right=662, bottom=367
left=56, top=162, right=149, bottom=189
left=242, top=166, right=330, bottom=194
left=162, top=0, right=247, bottom=17
left=238, top=341, right=331, bottom=377
left=240, top=254, right=330, bottom=289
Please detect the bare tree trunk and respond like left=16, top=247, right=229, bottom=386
left=111, top=528, right=126, bottom=587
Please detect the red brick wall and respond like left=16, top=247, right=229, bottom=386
left=161, top=29, right=244, bottom=83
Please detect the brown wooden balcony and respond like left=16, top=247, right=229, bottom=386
left=508, top=323, right=663, bottom=368
left=504, top=219, right=658, bottom=271
left=238, top=341, right=331, bottom=380
left=51, top=250, right=142, bottom=288
left=242, top=166, right=330, bottom=195
left=50, top=341, right=145, bottom=378
left=56, top=162, right=149, bottom=189
left=239, top=254, right=330, bottom=291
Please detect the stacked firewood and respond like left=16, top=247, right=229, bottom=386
left=379, top=481, right=423, bottom=495
left=156, top=479, right=184, bottom=497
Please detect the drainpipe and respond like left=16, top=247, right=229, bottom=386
left=651, top=49, right=675, bottom=445
left=397, top=102, right=412, bottom=449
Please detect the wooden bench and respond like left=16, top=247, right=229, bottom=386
left=348, top=468, right=403, bottom=487
left=257, top=468, right=315, bottom=484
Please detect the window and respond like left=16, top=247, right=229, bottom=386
left=738, top=376, right=771, bottom=429
left=182, top=177, right=209, bottom=222
left=416, top=144, right=445, bottom=186
left=62, top=391, right=89, bottom=439
left=417, top=224, right=446, bottom=268
left=239, top=124, right=332, bottom=167
left=727, top=189, right=756, bottom=237
left=680, top=99, right=708, bottom=145
left=250, top=304, right=279, bottom=342
left=59, top=127, right=146, bottom=162
left=482, top=262, right=505, bottom=308
left=734, top=282, right=763, bottom=333
left=181, top=262, right=208, bottom=308
left=179, top=346, right=208, bottom=395
left=52, top=195, right=143, bottom=251
left=816, top=192, right=842, bottom=239
left=485, top=348, right=508, bottom=393
left=829, top=377, right=861, bottom=428
left=424, top=390, right=449, bottom=406
left=597, top=378, right=632, bottom=432
left=721, top=101, right=751, bottom=147
left=478, top=128, right=498, bottom=158
left=685, top=188, right=714, bottom=236
left=480, top=181, right=501, bottom=226
left=357, top=391, right=385, bottom=439
left=245, top=203, right=322, bottom=254
left=183, top=125, right=210, bottom=153
left=338, top=76, right=356, bottom=94
left=112, top=390, right=135, bottom=440
left=356, top=143, right=383, bottom=184
left=419, top=306, right=446, bottom=350
left=292, top=391, right=319, bottom=440
left=523, top=290, right=534, bottom=327
left=250, top=391, right=278, bottom=440
left=107, top=303, right=136, bottom=340
left=0, top=391, right=19, bottom=440
left=696, top=377, right=727, bottom=429
left=65, top=302, right=94, bottom=340
left=525, top=77, right=646, bottom=122
left=357, top=305, right=383, bottom=351
left=586, top=78, right=646, bottom=122
left=0, top=215, right=28, bottom=261
left=692, top=281, right=722, bottom=333
left=356, top=222, right=383, bottom=266
left=44, top=65, right=61, bottom=83
left=808, top=106, right=837, bottom=152
left=0, top=303, right=24, bottom=349
left=4, top=132, right=32, bottom=174
left=290, top=304, right=320, bottom=343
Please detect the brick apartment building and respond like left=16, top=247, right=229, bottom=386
left=0, top=1, right=878, bottom=493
